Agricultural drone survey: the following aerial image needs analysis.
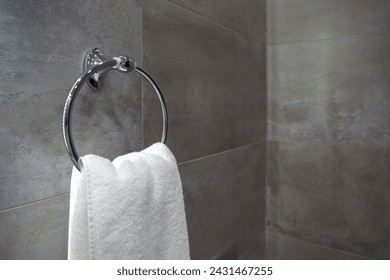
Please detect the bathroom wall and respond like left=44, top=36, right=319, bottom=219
left=0, top=0, right=142, bottom=259
left=267, top=0, right=390, bottom=259
left=143, top=0, right=266, bottom=259
left=0, top=0, right=266, bottom=259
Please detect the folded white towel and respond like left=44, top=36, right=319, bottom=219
left=68, top=143, right=190, bottom=260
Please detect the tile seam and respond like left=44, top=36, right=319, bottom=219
left=267, top=232, right=370, bottom=260
left=178, top=140, right=266, bottom=166
left=268, top=138, right=390, bottom=151
left=0, top=193, right=70, bottom=214
left=238, top=237, right=264, bottom=259
left=141, top=0, right=145, bottom=150
left=1, top=141, right=266, bottom=212
left=163, top=0, right=263, bottom=45
left=267, top=29, right=390, bottom=47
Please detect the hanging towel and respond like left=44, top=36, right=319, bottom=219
left=68, top=143, right=190, bottom=260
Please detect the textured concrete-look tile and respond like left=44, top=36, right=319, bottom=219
left=0, top=195, right=69, bottom=259
left=0, top=0, right=142, bottom=210
left=267, top=141, right=390, bottom=259
left=268, top=33, right=390, bottom=146
left=168, top=0, right=266, bottom=42
left=268, top=0, right=390, bottom=44
left=143, top=0, right=266, bottom=163
left=266, top=232, right=367, bottom=260
left=179, top=143, right=266, bottom=259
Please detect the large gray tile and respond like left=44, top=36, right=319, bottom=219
left=268, top=0, right=390, bottom=44
left=0, top=195, right=69, bottom=259
left=267, top=141, right=390, bottom=259
left=0, top=0, right=142, bottom=210
left=179, top=142, right=266, bottom=259
left=142, top=0, right=266, bottom=163
left=168, top=0, right=266, bottom=42
left=268, top=33, right=390, bottom=147
left=266, top=232, right=367, bottom=260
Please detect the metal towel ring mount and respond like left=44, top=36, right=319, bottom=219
left=62, top=48, right=168, bottom=171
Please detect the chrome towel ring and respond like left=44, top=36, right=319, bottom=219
left=62, top=48, right=168, bottom=171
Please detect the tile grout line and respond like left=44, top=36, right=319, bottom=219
left=267, top=29, right=390, bottom=47
left=178, top=140, right=266, bottom=166
left=0, top=193, right=70, bottom=214
left=268, top=233, right=370, bottom=260
left=1, top=141, right=266, bottom=213
left=238, top=237, right=263, bottom=259
left=141, top=0, right=145, bottom=150
left=141, top=77, right=144, bottom=149
left=162, top=0, right=263, bottom=45
left=268, top=138, right=390, bottom=151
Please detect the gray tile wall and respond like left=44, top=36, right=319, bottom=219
left=0, top=0, right=266, bottom=259
left=267, top=0, right=390, bottom=259
left=143, top=0, right=266, bottom=259
left=0, top=0, right=142, bottom=259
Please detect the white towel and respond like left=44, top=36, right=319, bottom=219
left=68, top=143, right=190, bottom=260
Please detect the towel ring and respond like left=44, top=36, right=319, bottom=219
left=62, top=48, right=168, bottom=171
